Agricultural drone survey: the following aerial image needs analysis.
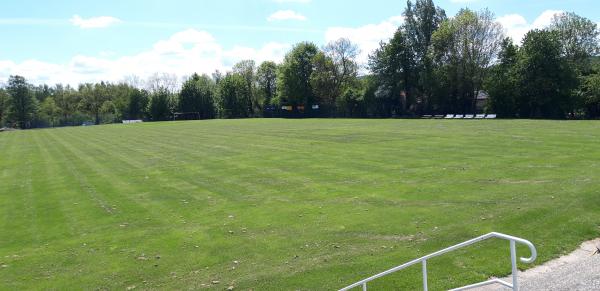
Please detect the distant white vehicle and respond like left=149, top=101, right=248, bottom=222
left=444, top=114, right=455, bottom=119
left=485, top=114, right=497, bottom=119
left=454, top=114, right=465, bottom=119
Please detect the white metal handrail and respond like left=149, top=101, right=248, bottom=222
left=339, top=232, right=537, bottom=291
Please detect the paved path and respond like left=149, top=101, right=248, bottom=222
left=474, top=239, right=600, bottom=291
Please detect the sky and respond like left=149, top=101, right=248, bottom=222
left=0, top=0, right=598, bottom=86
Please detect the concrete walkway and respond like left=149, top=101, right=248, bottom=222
left=474, top=238, right=600, bottom=291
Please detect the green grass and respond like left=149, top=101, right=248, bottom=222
left=1, top=119, right=599, bottom=290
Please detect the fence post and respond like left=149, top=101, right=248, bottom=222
left=422, top=259, right=428, bottom=291
left=510, top=240, right=518, bottom=291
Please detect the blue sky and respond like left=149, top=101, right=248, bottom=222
left=0, top=0, right=598, bottom=85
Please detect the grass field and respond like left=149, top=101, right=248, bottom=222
left=1, top=119, right=599, bottom=290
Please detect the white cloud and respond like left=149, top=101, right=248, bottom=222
left=325, top=15, right=404, bottom=67
left=496, top=10, right=564, bottom=44
left=267, top=10, right=307, bottom=22
left=70, top=14, right=122, bottom=29
left=0, top=29, right=290, bottom=86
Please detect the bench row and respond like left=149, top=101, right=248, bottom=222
left=421, top=114, right=497, bottom=119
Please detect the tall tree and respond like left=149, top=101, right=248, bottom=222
left=277, top=42, right=319, bottom=107
left=79, top=82, right=109, bottom=125
left=0, top=89, right=8, bottom=126
left=404, top=0, right=446, bottom=113
left=516, top=29, right=577, bottom=118
left=431, top=8, right=504, bottom=113
left=148, top=87, right=173, bottom=121
left=39, top=97, right=61, bottom=127
left=126, top=87, right=149, bottom=120
left=310, top=52, right=339, bottom=107
left=486, top=38, right=519, bottom=117
left=256, top=61, right=278, bottom=108
left=6, top=75, right=37, bottom=129
left=179, top=73, right=216, bottom=119
left=550, top=12, right=600, bottom=72
left=579, top=70, right=600, bottom=118
left=323, top=38, right=361, bottom=110
left=53, top=84, right=80, bottom=125
left=219, top=73, right=251, bottom=118
left=369, top=29, right=413, bottom=115
left=233, top=60, right=257, bottom=116
left=323, top=38, right=360, bottom=86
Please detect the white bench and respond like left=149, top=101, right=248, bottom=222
left=122, top=120, right=143, bottom=124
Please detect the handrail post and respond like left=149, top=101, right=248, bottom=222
left=510, top=240, right=518, bottom=291
left=422, top=259, right=428, bottom=291
left=362, top=282, right=367, bottom=291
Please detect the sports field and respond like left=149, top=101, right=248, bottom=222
left=1, top=119, right=599, bottom=290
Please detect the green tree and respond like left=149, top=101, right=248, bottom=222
left=6, top=75, right=37, bottom=129
left=148, top=87, right=172, bottom=121
left=233, top=60, right=257, bottom=116
left=322, top=38, right=361, bottom=112
left=53, top=84, right=80, bottom=126
left=100, top=100, right=118, bottom=123
left=310, top=52, right=339, bottom=108
left=516, top=29, right=577, bottom=118
left=404, top=0, right=446, bottom=113
left=0, top=89, right=8, bottom=126
left=277, top=42, right=319, bottom=107
left=219, top=73, right=251, bottom=118
left=179, top=73, right=216, bottom=119
left=39, top=96, right=61, bottom=127
left=126, top=88, right=149, bottom=120
left=550, top=12, right=600, bottom=72
left=257, top=61, right=278, bottom=108
left=337, top=86, right=365, bottom=117
left=579, top=70, right=600, bottom=118
left=486, top=38, right=519, bottom=117
left=430, top=8, right=504, bottom=113
left=369, top=29, right=413, bottom=116
left=79, top=82, right=109, bottom=125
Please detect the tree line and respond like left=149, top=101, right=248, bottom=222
left=1, top=0, right=599, bottom=129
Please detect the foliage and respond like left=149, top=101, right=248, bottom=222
left=430, top=8, right=504, bottom=113
left=0, top=89, right=8, bottom=126
left=579, top=71, right=600, bottom=118
left=38, top=97, right=61, bottom=127
left=219, top=73, right=251, bottom=118
left=550, top=12, right=600, bottom=72
left=1, top=3, right=599, bottom=124
left=310, top=51, right=339, bottom=107
left=256, top=61, right=278, bottom=108
left=486, top=38, right=519, bottom=117
left=148, top=87, right=173, bottom=121
left=233, top=60, right=258, bottom=116
left=6, top=75, right=37, bottom=129
left=277, top=42, right=319, bottom=106
left=179, top=73, right=216, bottom=119
left=515, top=30, right=577, bottom=118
